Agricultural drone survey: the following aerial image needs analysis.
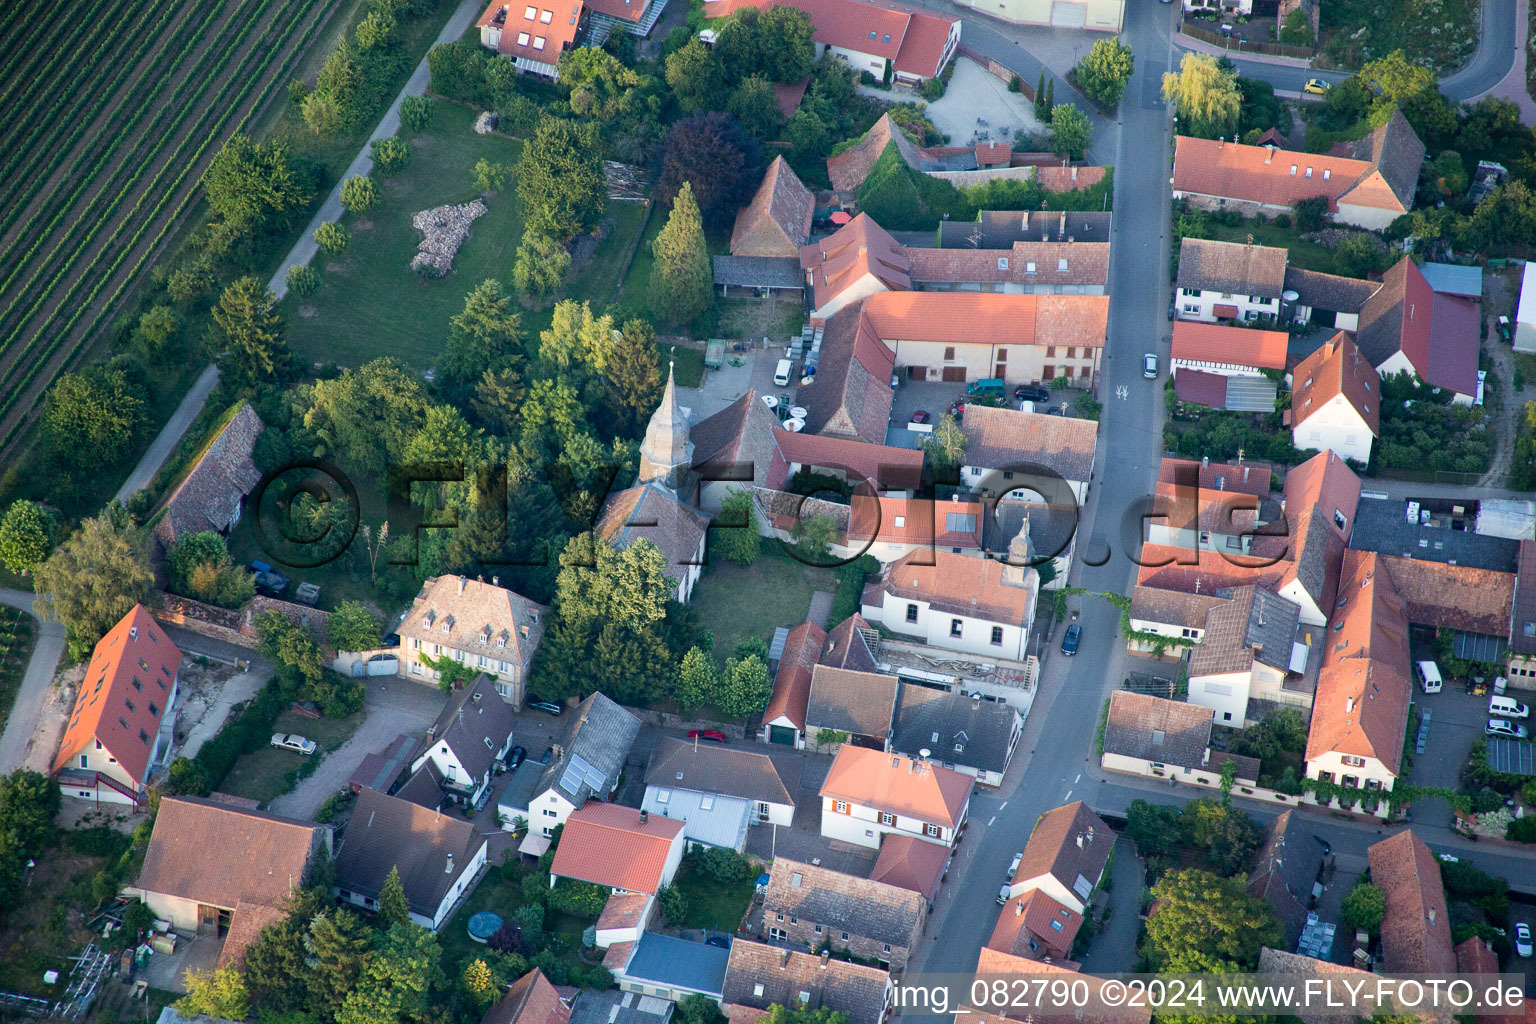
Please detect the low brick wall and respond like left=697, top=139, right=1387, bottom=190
left=152, top=592, right=333, bottom=651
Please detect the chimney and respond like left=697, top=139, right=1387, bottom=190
left=1076, top=833, right=1084, bottom=848
left=781, top=950, right=792, bottom=968
left=1058, top=211, right=1066, bottom=236
left=1022, top=211, right=1030, bottom=231
left=1428, top=908, right=1436, bottom=925
left=1243, top=466, right=1250, bottom=482
left=858, top=245, right=867, bottom=257
left=819, top=951, right=831, bottom=969
left=1014, top=900, right=1024, bottom=916
left=1202, top=456, right=1209, bottom=468
left=1265, top=146, right=1274, bottom=164
left=1071, top=166, right=1078, bottom=181
left=473, top=690, right=482, bottom=703
left=458, top=576, right=468, bottom=594
left=426, top=726, right=436, bottom=742
left=640, top=809, right=649, bottom=824
left=492, top=575, right=500, bottom=587
left=1346, top=696, right=1356, bottom=712
left=446, top=853, right=454, bottom=874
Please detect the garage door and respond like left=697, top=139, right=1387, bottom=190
left=1050, top=0, right=1087, bottom=26
left=942, top=366, right=967, bottom=382
left=769, top=725, right=797, bottom=745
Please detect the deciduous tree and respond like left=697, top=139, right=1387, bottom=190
left=34, top=503, right=154, bottom=660
left=649, top=183, right=712, bottom=326
left=1161, top=52, right=1240, bottom=140
left=255, top=609, right=326, bottom=683
left=727, top=75, right=783, bottom=140
left=539, top=299, right=615, bottom=376
left=41, top=365, right=147, bottom=470
left=370, top=135, right=411, bottom=175
left=176, top=966, right=249, bottom=1022
left=203, top=135, right=312, bottom=234
left=513, top=231, right=571, bottom=298
left=165, top=531, right=253, bottom=609
left=719, top=653, right=771, bottom=719
left=304, top=358, right=430, bottom=479
left=1075, top=37, right=1133, bottom=108
left=328, top=600, right=383, bottom=653
left=314, top=221, right=350, bottom=255
left=1143, top=868, right=1283, bottom=971
left=1048, top=103, right=1090, bottom=161
left=712, top=488, right=760, bottom=567
left=1341, top=881, right=1386, bottom=933
left=341, top=174, right=380, bottom=214
left=0, top=500, right=52, bottom=575
left=517, top=116, right=607, bottom=241
left=673, top=646, right=718, bottom=716
left=657, top=112, right=759, bottom=224
left=664, top=39, right=724, bottom=112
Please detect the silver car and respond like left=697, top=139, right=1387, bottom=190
left=1143, top=353, right=1158, bottom=378
left=1485, top=719, right=1529, bottom=739
left=271, top=733, right=317, bottom=755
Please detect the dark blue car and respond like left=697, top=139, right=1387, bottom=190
left=1061, top=624, right=1081, bottom=656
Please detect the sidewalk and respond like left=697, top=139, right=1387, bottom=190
left=115, top=364, right=221, bottom=502
left=267, top=0, right=486, bottom=300
left=1173, top=29, right=1314, bottom=69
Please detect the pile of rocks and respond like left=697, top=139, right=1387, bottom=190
left=474, top=111, right=499, bottom=135
left=410, top=199, right=488, bottom=276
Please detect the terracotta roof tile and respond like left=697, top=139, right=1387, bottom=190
left=484, top=970, right=572, bottom=1024
left=476, top=0, right=584, bottom=61
left=989, top=888, right=1081, bottom=959
left=691, top=390, right=790, bottom=491
left=1342, top=109, right=1426, bottom=212
left=731, top=157, right=815, bottom=258
left=1013, top=801, right=1112, bottom=904
left=821, top=613, right=881, bottom=671
left=866, top=548, right=1036, bottom=625
left=1368, top=830, right=1456, bottom=973
left=800, top=215, right=910, bottom=315
left=1157, top=456, right=1272, bottom=497
left=776, top=429, right=922, bottom=489
left=1129, top=584, right=1231, bottom=630
left=1134, top=543, right=1288, bottom=594
left=1172, top=321, right=1288, bottom=370
left=765, top=857, right=925, bottom=949
left=56, top=605, right=180, bottom=787
left=1152, top=478, right=1262, bottom=536
left=707, top=0, right=958, bottom=80
left=1174, top=369, right=1229, bottom=408
left=597, top=482, right=712, bottom=593
left=960, top=405, right=1098, bottom=482
left=1034, top=165, right=1108, bottom=191
left=1187, top=585, right=1302, bottom=677
left=1282, top=450, right=1360, bottom=542
left=1176, top=239, right=1289, bottom=297
left=868, top=834, right=948, bottom=903
left=1172, top=138, right=1373, bottom=213
left=217, top=899, right=288, bottom=970
left=847, top=495, right=983, bottom=548
left=790, top=303, right=896, bottom=443
left=549, top=802, right=684, bottom=894
left=1455, top=935, right=1498, bottom=975
left=860, top=291, right=1107, bottom=351
left=1355, top=257, right=1480, bottom=396
left=826, top=113, right=923, bottom=191
left=1512, top=541, right=1536, bottom=656
left=1379, top=555, right=1514, bottom=636
left=721, top=940, right=892, bottom=1024
left=1293, top=332, right=1381, bottom=437
left=820, top=745, right=972, bottom=827
left=905, top=241, right=1109, bottom=288
left=766, top=621, right=827, bottom=730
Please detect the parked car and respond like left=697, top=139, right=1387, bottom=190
left=249, top=562, right=290, bottom=598
left=1167, top=300, right=1177, bottom=321
left=1061, top=624, right=1081, bottom=656
left=271, top=734, right=317, bottom=755
left=1014, top=385, right=1050, bottom=403
left=507, top=745, right=526, bottom=770
left=1143, top=352, right=1159, bottom=379
left=1303, top=78, right=1331, bottom=95
left=1485, top=718, right=1529, bottom=739
left=689, top=728, right=727, bottom=744
left=1498, top=315, right=1514, bottom=343
left=911, top=410, right=931, bottom=424
left=527, top=698, right=563, bottom=716
left=538, top=746, right=555, bottom=764
left=1516, top=922, right=1533, bottom=958
left=1006, top=851, right=1023, bottom=878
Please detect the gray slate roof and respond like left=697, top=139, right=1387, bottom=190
left=763, top=857, right=924, bottom=948
left=335, top=787, right=486, bottom=919
left=889, top=687, right=1019, bottom=775
left=806, top=665, right=899, bottom=739
left=1349, top=499, right=1521, bottom=573
left=1284, top=267, right=1381, bottom=314
left=713, top=255, right=805, bottom=290
left=624, top=934, right=730, bottom=996
left=426, top=674, right=517, bottom=782
left=394, top=763, right=444, bottom=810
left=1248, top=810, right=1324, bottom=949
left=1188, top=586, right=1301, bottom=677
left=938, top=210, right=1111, bottom=248
left=1176, top=238, right=1288, bottom=298
left=644, top=737, right=797, bottom=807
left=535, top=692, right=640, bottom=809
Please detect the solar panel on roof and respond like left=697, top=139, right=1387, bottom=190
left=946, top=512, right=977, bottom=533
left=560, top=752, right=607, bottom=794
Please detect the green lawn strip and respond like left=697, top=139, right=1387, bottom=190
left=565, top=201, right=649, bottom=310
left=671, top=862, right=754, bottom=932
left=666, top=345, right=706, bottom=388
left=217, top=707, right=362, bottom=806
left=284, top=101, right=526, bottom=370
left=0, top=607, right=37, bottom=736
left=1204, top=219, right=1341, bottom=275
left=690, top=547, right=840, bottom=668
left=615, top=209, right=665, bottom=312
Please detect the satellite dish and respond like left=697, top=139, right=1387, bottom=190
left=919, top=748, right=931, bottom=759
left=1282, top=290, right=1300, bottom=302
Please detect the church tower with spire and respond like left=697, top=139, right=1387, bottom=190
left=637, top=362, right=693, bottom=491
left=1000, top=511, right=1039, bottom=591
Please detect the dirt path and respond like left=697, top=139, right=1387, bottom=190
left=0, top=0, right=337, bottom=453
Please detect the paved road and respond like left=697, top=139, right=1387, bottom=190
left=0, top=589, right=65, bottom=775
left=267, top=0, right=486, bottom=300
left=1177, top=0, right=1518, bottom=102
left=115, top=365, right=221, bottom=503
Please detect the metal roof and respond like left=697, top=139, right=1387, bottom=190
left=622, top=934, right=730, bottom=996
left=1223, top=375, right=1279, bottom=413
left=1419, top=262, right=1483, bottom=298
left=712, top=255, right=805, bottom=289
left=1484, top=737, right=1536, bottom=777
left=640, top=786, right=751, bottom=850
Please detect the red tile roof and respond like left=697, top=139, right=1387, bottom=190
left=1034, top=165, right=1108, bottom=191
left=1355, top=257, right=1481, bottom=397
left=477, top=0, right=585, bottom=60
left=775, top=430, right=924, bottom=490
left=731, top=156, right=815, bottom=258
left=765, top=620, right=827, bottom=730
left=55, top=605, right=180, bottom=787
left=1174, top=136, right=1369, bottom=211
left=904, top=241, right=1110, bottom=289
left=792, top=302, right=897, bottom=443
left=1368, top=831, right=1456, bottom=973
left=800, top=214, right=910, bottom=314
left=988, top=888, right=1082, bottom=960
left=1282, top=449, right=1360, bottom=544
left=1172, top=321, right=1288, bottom=370
left=1133, top=544, right=1289, bottom=594
left=1173, top=368, right=1230, bottom=408
left=848, top=495, right=984, bottom=548
left=707, top=0, right=956, bottom=78
left=1292, top=332, right=1381, bottom=437
left=1157, top=456, right=1272, bottom=498
left=868, top=549, right=1036, bottom=625
left=821, top=746, right=972, bottom=827
left=861, top=291, right=1108, bottom=351
left=774, top=78, right=809, bottom=119
left=1013, top=802, right=1112, bottom=905
left=869, top=833, right=949, bottom=903
left=584, top=0, right=644, bottom=20
left=484, top=970, right=572, bottom=1024
left=1378, top=555, right=1514, bottom=636
left=825, top=113, right=924, bottom=191
left=549, top=802, right=683, bottom=894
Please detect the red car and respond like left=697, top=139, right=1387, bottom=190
left=689, top=729, right=727, bottom=744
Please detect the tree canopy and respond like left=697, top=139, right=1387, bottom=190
left=517, top=116, right=607, bottom=241
left=1161, top=53, right=1240, bottom=140
left=0, top=500, right=52, bottom=576
left=1075, top=37, right=1133, bottom=108
left=41, top=363, right=147, bottom=471
left=34, top=503, right=154, bottom=660
left=649, top=183, right=713, bottom=326
left=203, top=135, right=313, bottom=235
left=1143, top=868, right=1284, bottom=971
left=657, top=112, right=760, bottom=226
left=213, top=276, right=293, bottom=387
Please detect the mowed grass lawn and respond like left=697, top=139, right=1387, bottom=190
left=1203, top=219, right=1342, bottom=275
left=671, top=860, right=755, bottom=932
left=691, top=547, right=840, bottom=664
left=285, top=98, right=653, bottom=370
left=218, top=707, right=363, bottom=806
left=284, top=100, right=526, bottom=370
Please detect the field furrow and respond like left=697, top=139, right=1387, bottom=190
left=0, top=0, right=335, bottom=444
left=0, top=0, right=97, bottom=128
left=0, top=0, right=125, bottom=155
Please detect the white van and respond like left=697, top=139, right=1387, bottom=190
left=773, top=359, right=793, bottom=387
left=1490, top=695, right=1530, bottom=719
left=1414, top=660, right=1443, bottom=694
